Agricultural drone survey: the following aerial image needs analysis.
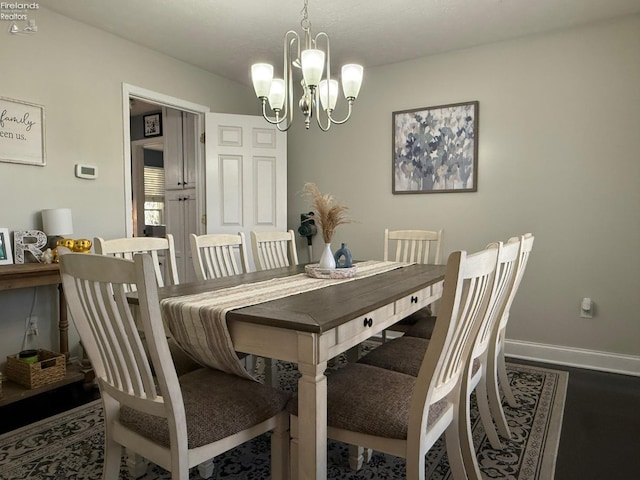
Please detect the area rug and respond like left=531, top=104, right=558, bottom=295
left=0, top=359, right=567, bottom=480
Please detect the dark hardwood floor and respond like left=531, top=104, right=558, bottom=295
left=509, top=358, right=640, bottom=480
left=1, top=360, right=639, bottom=479
left=0, top=381, right=100, bottom=434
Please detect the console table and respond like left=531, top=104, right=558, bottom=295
left=0, top=263, right=86, bottom=406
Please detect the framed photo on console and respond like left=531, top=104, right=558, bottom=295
left=0, top=228, right=13, bottom=265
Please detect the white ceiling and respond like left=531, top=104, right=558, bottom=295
left=39, top=0, right=640, bottom=87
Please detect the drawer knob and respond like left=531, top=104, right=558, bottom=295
left=411, top=295, right=418, bottom=303
left=363, top=317, right=373, bottom=327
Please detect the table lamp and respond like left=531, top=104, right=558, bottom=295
left=41, top=208, right=73, bottom=249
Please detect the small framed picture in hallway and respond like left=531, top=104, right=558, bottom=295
left=143, top=113, right=162, bottom=137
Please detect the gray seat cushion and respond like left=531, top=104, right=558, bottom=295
left=287, top=363, right=448, bottom=440
left=120, top=368, right=290, bottom=449
left=404, top=314, right=437, bottom=339
left=358, top=337, right=429, bottom=377
left=358, top=337, right=480, bottom=379
left=394, top=305, right=433, bottom=326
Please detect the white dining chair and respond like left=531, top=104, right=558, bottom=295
left=381, top=228, right=443, bottom=340
left=357, top=241, right=520, bottom=478
left=94, top=235, right=180, bottom=288
left=486, top=233, right=535, bottom=441
left=59, top=252, right=290, bottom=480
left=249, top=230, right=298, bottom=385
left=94, top=235, right=201, bottom=382
left=189, top=232, right=261, bottom=378
left=250, top=230, right=299, bottom=271
left=190, top=232, right=250, bottom=281
left=403, top=234, right=535, bottom=442
left=288, top=247, right=498, bottom=479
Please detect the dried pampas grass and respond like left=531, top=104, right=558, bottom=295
left=303, top=182, right=350, bottom=243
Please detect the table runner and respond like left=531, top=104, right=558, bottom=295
left=161, top=260, right=408, bottom=380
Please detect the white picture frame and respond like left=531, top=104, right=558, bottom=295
left=0, top=228, right=13, bottom=265
left=0, top=97, right=46, bottom=166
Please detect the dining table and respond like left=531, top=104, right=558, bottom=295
left=129, top=261, right=446, bottom=480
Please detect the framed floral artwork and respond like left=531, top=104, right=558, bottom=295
left=392, top=101, right=478, bottom=194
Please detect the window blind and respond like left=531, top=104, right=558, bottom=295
left=144, top=166, right=165, bottom=198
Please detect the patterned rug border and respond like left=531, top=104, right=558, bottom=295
left=0, top=362, right=569, bottom=480
left=511, top=363, right=568, bottom=480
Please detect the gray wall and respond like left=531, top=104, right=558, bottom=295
left=287, top=16, right=640, bottom=371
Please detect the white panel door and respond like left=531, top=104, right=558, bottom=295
left=205, top=113, right=287, bottom=269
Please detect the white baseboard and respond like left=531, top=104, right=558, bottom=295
left=505, top=339, right=640, bottom=377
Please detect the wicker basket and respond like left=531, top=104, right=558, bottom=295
left=6, top=349, right=66, bottom=389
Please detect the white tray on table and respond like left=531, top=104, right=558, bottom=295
left=305, top=264, right=357, bottom=279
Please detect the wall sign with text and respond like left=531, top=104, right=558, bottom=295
left=0, top=96, right=46, bottom=166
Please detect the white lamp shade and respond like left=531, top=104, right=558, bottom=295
left=319, top=79, right=339, bottom=111
left=42, top=208, right=73, bottom=236
left=268, top=79, right=286, bottom=111
left=251, top=63, right=274, bottom=98
left=301, top=49, right=325, bottom=87
left=341, top=64, right=364, bottom=99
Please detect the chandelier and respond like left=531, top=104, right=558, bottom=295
left=250, top=0, right=363, bottom=131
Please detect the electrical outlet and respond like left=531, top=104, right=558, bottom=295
left=579, top=298, right=593, bottom=318
left=27, top=316, right=38, bottom=335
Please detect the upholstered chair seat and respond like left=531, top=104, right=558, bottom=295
left=403, top=314, right=437, bottom=339
left=287, top=363, right=449, bottom=439
left=121, top=368, right=290, bottom=448
left=358, top=337, right=429, bottom=377
left=359, top=337, right=480, bottom=379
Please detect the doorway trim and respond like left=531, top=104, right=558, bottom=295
left=122, top=83, right=210, bottom=237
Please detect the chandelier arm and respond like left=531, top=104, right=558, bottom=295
left=259, top=100, right=288, bottom=126
left=280, top=31, right=300, bottom=130
left=324, top=100, right=355, bottom=125
left=315, top=112, right=332, bottom=132
left=312, top=31, right=334, bottom=130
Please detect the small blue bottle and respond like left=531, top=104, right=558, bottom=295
left=334, top=243, right=353, bottom=268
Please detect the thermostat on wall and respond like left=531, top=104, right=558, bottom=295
left=75, top=164, right=98, bottom=179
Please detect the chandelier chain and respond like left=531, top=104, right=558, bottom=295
left=300, top=0, right=311, bottom=33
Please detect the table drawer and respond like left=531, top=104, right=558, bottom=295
left=395, top=285, right=436, bottom=314
left=336, top=303, right=395, bottom=343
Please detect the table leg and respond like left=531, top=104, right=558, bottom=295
left=58, top=283, right=69, bottom=361
left=296, top=360, right=327, bottom=480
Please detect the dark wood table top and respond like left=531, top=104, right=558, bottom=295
left=133, top=263, right=446, bottom=334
